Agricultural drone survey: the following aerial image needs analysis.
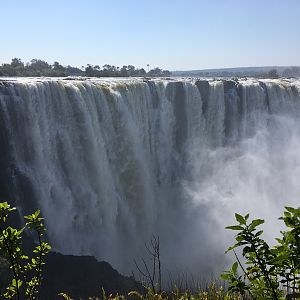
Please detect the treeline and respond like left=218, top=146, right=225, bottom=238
left=0, top=58, right=83, bottom=77
left=182, top=67, right=300, bottom=78
left=194, top=69, right=280, bottom=78
left=255, top=69, right=279, bottom=79
left=85, top=64, right=172, bottom=77
left=0, top=58, right=172, bottom=77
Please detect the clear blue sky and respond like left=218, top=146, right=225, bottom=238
left=1, top=0, right=299, bottom=70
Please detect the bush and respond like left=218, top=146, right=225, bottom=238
left=0, top=202, right=51, bottom=299
left=222, top=207, right=300, bottom=299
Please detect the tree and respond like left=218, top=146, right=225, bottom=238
left=0, top=57, right=171, bottom=78
left=10, top=58, right=24, bottom=69
left=85, top=64, right=94, bottom=77
left=137, top=68, right=147, bottom=76
left=120, top=65, right=128, bottom=77
left=0, top=64, right=16, bottom=76
left=127, top=65, right=136, bottom=77
left=28, top=59, right=50, bottom=71
left=148, top=67, right=163, bottom=77
left=65, top=65, right=84, bottom=76
left=162, top=70, right=172, bottom=77
left=0, top=202, right=51, bottom=299
left=52, top=61, right=64, bottom=71
left=134, top=235, right=162, bottom=293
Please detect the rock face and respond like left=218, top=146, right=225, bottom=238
left=41, top=252, right=143, bottom=299
left=0, top=234, right=143, bottom=299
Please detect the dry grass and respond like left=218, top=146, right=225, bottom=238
left=59, top=283, right=248, bottom=300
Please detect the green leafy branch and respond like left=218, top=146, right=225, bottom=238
left=222, top=207, right=300, bottom=300
left=0, top=202, right=51, bottom=300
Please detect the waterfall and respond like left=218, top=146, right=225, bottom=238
left=0, top=77, right=300, bottom=275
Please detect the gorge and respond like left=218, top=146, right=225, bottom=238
left=0, top=77, right=300, bottom=277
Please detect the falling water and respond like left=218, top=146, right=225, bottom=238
left=0, top=77, right=299, bottom=275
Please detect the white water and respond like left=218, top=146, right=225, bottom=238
left=0, top=77, right=300, bottom=276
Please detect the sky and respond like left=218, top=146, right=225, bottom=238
left=1, top=0, right=300, bottom=70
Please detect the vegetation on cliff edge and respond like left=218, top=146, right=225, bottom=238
left=0, top=58, right=172, bottom=78
left=1, top=201, right=300, bottom=299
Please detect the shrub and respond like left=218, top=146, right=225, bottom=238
left=0, top=201, right=51, bottom=299
left=222, top=207, right=300, bottom=299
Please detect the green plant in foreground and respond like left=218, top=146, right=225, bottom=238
left=60, top=285, right=240, bottom=300
left=0, top=201, right=51, bottom=299
left=222, top=207, right=300, bottom=300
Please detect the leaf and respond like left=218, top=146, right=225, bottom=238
left=269, top=254, right=288, bottom=265
left=242, top=246, right=253, bottom=256
left=232, top=261, right=238, bottom=273
left=230, top=280, right=239, bottom=287
left=225, top=244, right=238, bottom=253
left=58, top=293, right=73, bottom=300
left=255, top=230, right=263, bottom=237
left=235, top=213, right=246, bottom=224
left=249, top=219, right=264, bottom=231
left=128, top=291, right=143, bottom=299
left=236, top=235, right=246, bottom=242
left=285, top=207, right=296, bottom=213
left=220, top=273, right=230, bottom=280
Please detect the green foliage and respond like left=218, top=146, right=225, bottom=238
left=0, top=202, right=51, bottom=299
left=223, top=206, right=300, bottom=300
left=147, top=68, right=171, bottom=77
left=0, top=58, right=172, bottom=78
left=60, top=284, right=241, bottom=300
left=84, top=64, right=171, bottom=77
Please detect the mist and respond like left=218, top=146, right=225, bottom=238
left=0, top=78, right=299, bottom=280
